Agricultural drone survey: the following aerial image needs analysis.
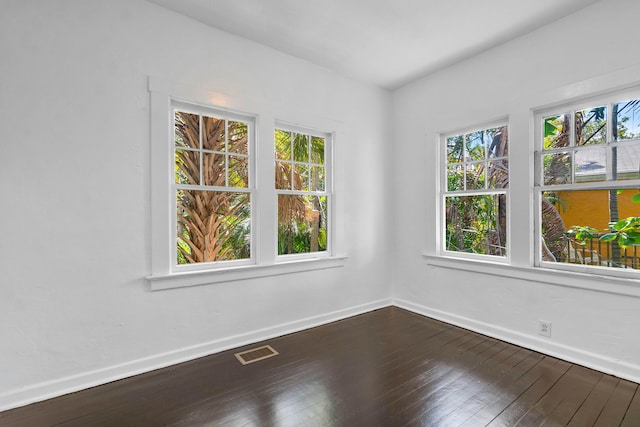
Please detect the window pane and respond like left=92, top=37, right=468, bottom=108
left=275, top=129, right=292, bottom=160
left=202, top=153, right=225, bottom=186
left=447, top=165, right=464, bottom=191
left=445, top=194, right=506, bottom=256
left=487, top=126, right=508, bottom=158
left=175, top=149, right=199, bottom=185
left=229, top=155, right=249, bottom=188
left=311, top=136, right=325, bottom=165
left=202, top=116, right=226, bottom=151
left=576, top=106, right=606, bottom=146
left=175, top=111, right=199, bottom=149
left=278, top=195, right=327, bottom=255
left=543, top=152, right=572, bottom=185
left=575, top=147, right=606, bottom=183
left=228, top=121, right=248, bottom=155
left=543, top=114, right=570, bottom=149
left=614, top=145, right=640, bottom=181
left=177, top=190, right=250, bottom=264
left=465, top=162, right=485, bottom=190
left=487, top=160, right=508, bottom=189
left=614, top=99, right=640, bottom=141
left=541, top=189, right=640, bottom=270
left=293, top=133, right=309, bottom=162
left=447, top=135, right=463, bottom=163
left=310, top=166, right=325, bottom=191
left=275, top=161, right=292, bottom=190
left=465, top=131, right=485, bottom=161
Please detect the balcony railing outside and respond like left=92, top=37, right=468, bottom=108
left=561, top=234, right=640, bottom=269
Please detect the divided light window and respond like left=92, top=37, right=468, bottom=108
left=275, top=126, right=331, bottom=256
left=537, top=90, right=640, bottom=272
left=173, top=102, right=254, bottom=269
left=442, top=123, right=509, bottom=258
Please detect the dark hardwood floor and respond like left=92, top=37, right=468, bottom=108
left=2, top=307, right=639, bottom=426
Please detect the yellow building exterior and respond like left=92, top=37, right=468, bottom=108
left=557, top=189, right=640, bottom=230
left=556, top=189, right=640, bottom=265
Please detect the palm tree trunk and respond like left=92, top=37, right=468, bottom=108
left=541, top=196, right=567, bottom=261
left=498, top=194, right=507, bottom=256
left=609, top=189, right=621, bottom=266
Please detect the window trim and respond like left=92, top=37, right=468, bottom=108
left=425, top=63, right=640, bottom=293
left=439, top=119, right=511, bottom=262
left=533, top=85, right=640, bottom=277
left=423, top=253, right=640, bottom=298
left=147, top=76, right=347, bottom=291
left=148, top=256, right=347, bottom=291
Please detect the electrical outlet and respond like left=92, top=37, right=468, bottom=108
left=539, top=320, right=552, bottom=337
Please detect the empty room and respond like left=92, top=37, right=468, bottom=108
left=2, top=0, right=640, bottom=425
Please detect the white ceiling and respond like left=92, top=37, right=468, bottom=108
left=146, top=0, right=601, bottom=89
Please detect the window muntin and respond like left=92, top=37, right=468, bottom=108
left=173, top=103, right=254, bottom=269
left=537, top=94, right=640, bottom=272
left=275, top=127, right=331, bottom=256
left=442, top=124, right=509, bottom=257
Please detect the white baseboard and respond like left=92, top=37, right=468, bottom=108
left=393, top=298, right=640, bottom=385
left=0, top=298, right=392, bottom=412
left=5, top=297, right=638, bottom=413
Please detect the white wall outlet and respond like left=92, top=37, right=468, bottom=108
left=539, top=320, right=552, bottom=337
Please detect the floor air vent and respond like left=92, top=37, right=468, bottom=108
left=235, top=345, right=279, bottom=365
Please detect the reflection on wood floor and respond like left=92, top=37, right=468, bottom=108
left=2, top=307, right=639, bottom=426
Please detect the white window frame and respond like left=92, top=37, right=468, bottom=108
left=147, top=77, right=346, bottom=291
left=534, top=85, right=640, bottom=278
left=274, top=122, right=334, bottom=261
left=172, top=100, right=256, bottom=273
left=439, top=119, right=510, bottom=263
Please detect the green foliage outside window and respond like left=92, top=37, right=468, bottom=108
left=444, top=126, right=508, bottom=256
left=276, top=129, right=328, bottom=255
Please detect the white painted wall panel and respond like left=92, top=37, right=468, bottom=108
left=0, top=0, right=392, bottom=409
left=392, top=0, right=640, bottom=382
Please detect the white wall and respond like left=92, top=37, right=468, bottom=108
left=393, top=0, right=640, bottom=382
left=0, top=0, right=392, bottom=409
left=6, top=0, right=640, bottom=413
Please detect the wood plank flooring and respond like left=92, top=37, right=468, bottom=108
left=1, top=307, right=639, bottom=426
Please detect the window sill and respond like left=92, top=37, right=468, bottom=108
left=422, top=253, right=640, bottom=298
left=147, top=256, right=348, bottom=291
